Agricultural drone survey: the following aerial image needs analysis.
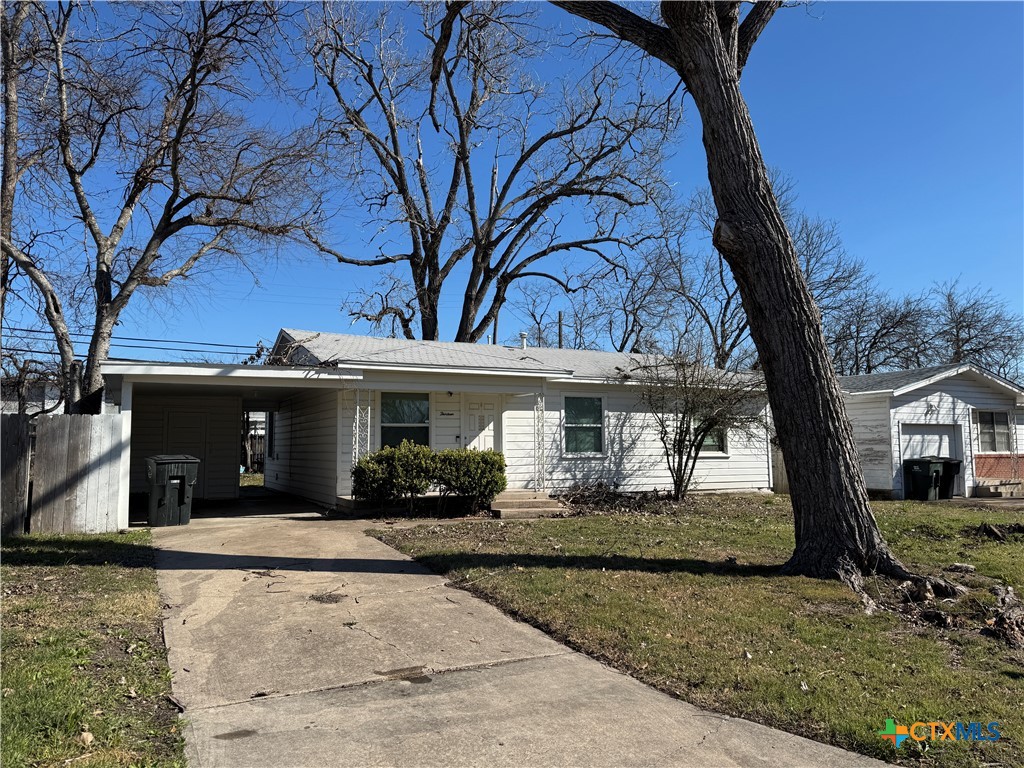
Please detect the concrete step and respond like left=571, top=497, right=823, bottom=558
left=492, top=505, right=563, bottom=520
left=491, top=497, right=561, bottom=509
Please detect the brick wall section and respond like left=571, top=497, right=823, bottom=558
left=975, top=454, right=1020, bottom=480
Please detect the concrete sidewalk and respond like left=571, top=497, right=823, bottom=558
left=154, top=505, right=883, bottom=767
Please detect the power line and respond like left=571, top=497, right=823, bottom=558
left=5, top=326, right=257, bottom=350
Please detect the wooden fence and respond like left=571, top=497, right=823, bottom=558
left=771, top=446, right=790, bottom=494
left=2, top=413, right=124, bottom=535
left=2, top=414, right=31, bottom=536
left=244, top=433, right=264, bottom=472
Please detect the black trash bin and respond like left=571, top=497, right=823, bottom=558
left=902, top=457, right=944, bottom=501
left=146, top=455, right=200, bottom=526
left=936, top=458, right=962, bottom=500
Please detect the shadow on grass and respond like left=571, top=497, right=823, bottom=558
left=1, top=537, right=782, bottom=579
left=1, top=536, right=155, bottom=569
left=413, top=551, right=782, bottom=579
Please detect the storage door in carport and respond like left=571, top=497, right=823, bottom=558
left=166, top=411, right=207, bottom=499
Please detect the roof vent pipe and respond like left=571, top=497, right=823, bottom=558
left=520, top=331, right=528, bottom=350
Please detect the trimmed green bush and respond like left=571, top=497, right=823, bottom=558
left=352, top=443, right=507, bottom=512
left=434, top=449, right=507, bottom=510
left=352, top=440, right=435, bottom=508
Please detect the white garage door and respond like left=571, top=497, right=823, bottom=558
left=901, top=424, right=958, bottom=459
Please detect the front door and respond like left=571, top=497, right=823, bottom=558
left=463, top=396, right=499, bottom=451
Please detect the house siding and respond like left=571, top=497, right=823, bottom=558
left=842, top=394, right=893, bottom=493
left=129, top=393, right=242, bottom=500
left=265, top=390, right=339, bottom=506
left=888, top=374, right=1019, bottom=498
left=540, top=384, right=771, bottom=493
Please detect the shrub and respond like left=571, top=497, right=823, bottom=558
left=352, top=444, right=507, bottom=512
left=352, top=440, right=435, bottom=508
left=434, top=449, right=507, bottom=510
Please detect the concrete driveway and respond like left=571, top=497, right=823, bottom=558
left=154, top=501, right=883, bottom=767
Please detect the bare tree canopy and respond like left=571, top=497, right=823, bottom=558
left=535, top=0, right=963, bottom=596
left=829, top=278, right=1024, bottom=380
left=306, top=1, right=677, bottom=342
left=624, top=335, right=766, bottom=501
left=1, top=0, right=323, bottom=409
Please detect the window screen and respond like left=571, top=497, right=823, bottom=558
left=565, top=396, right=603, bottom=453
left=978, top=411, right=1011, bottom=452
left=701, top=429, right=727, bottom=453
left=381, top=393, right=429, bottom=448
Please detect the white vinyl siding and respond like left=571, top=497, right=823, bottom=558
left=888, top=373, right=1018, bottom=498
left=502, top=394, right=539, bottom=489
left=842, top=394, right=894, bottom=492
left=129, top=394, right=242, bottom=500
left=265, top=390, right=339, bottom=506
left=541, top=386, right=771, bottom=493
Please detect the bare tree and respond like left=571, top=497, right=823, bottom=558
left=674, top=182, right=869, bottom=369
left=828, top=279, right=1024, bottom=379
left=1, top=351, right=63, bottom=416
left=307, top=2, right=674, bottom=342
left=928, top=280, right=1024, bottom=378
left=1, top=1, right=322, bottom=409
left=623, top=337, right=765, bottom=501
left=529, top=0, right=962, bottom=594
left=827, top=286, right=929, bottom=376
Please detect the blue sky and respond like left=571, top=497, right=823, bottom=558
left=35, top=1, right=1024, bottom=360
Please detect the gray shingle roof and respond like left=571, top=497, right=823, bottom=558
left=279, top=329, right=574, bottom=375
left=837, top=364, right=965, bottom=394
left=278, top=329, right=733, bottom=381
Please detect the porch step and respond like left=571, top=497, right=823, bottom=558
left=491, top=491, right=563, bottom=519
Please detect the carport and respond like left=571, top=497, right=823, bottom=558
left=101, top=361, right=361, bottom=528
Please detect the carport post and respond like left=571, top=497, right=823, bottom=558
left=117, top=380, right=133, bottom=530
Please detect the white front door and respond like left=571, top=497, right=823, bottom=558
left=463, top=396, right=499, bottom=451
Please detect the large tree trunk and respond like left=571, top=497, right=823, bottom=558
left=660, top=4, right=905, bottom=585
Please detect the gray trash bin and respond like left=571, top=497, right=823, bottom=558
left=145, top=455, right=200, bottom=526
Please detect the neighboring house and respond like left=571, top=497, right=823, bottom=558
left=1, top=379, right=62, bottom=415
left=839, top=364, right=1024, bottom=499
left=100, top=329, right=774, bottom=516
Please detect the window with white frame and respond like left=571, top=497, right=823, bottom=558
left=564, top=396, right=603, bottom=453
left=381, top=393, right=429, bottom=448
left=978, top=411, right=1011, bottom=452
left=701, top=428, right=728, bottom=453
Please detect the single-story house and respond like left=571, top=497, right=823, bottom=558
left=100, top=329, right=775, bottom=522
left=838, top=364, right=1024, bottom=499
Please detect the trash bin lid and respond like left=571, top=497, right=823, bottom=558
left=147, top=454, right=200, bottom=463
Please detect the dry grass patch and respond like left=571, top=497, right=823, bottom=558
left=375, top=495, right=1023, bottom=767
left=1, top=532, right=184, bottom=767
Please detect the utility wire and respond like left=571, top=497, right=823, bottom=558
left=5, top=326, right=257, bottom=350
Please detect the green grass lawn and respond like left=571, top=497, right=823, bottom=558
left=1, top=531, right=185, bottom=767
left=375, top=495, right=1023, bottom=767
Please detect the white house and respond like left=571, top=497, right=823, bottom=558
left=838, top=364, right=1024, bottom=499
left=100, top=329, right=774, bottom=517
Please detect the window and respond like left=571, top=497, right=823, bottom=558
left=381, top=393, right=429, bottom=448
left=978, top=411, right=1011, bottom=452
left=701, top=429, right=727, bottom=453
left=564, top=396, right=603, bottom=453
